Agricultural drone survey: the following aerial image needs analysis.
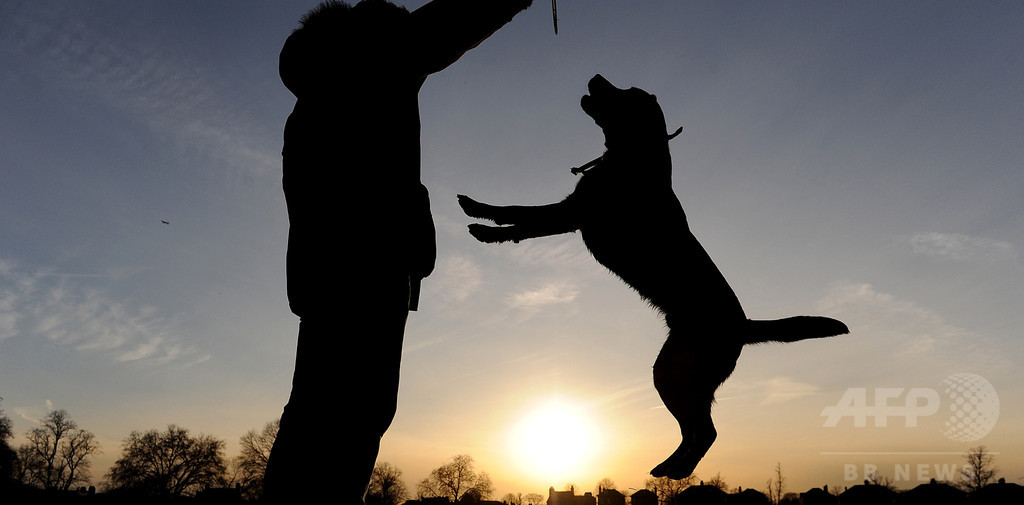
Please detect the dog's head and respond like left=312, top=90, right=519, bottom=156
left=580, top=74, right=670, bottom=149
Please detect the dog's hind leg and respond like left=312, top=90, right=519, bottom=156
left=650, top=332, right=741, bottom=479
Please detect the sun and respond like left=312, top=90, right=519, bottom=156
left=507, top=397, right=604, bottom=482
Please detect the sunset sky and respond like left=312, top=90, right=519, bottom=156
left=2, top=0, right=1023, bottom=497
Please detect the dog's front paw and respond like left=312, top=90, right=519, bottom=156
left=458, top=194, right=496, bottom=221
left=467, top=223, right=518, bottom=244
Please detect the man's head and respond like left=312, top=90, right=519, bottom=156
left=279, top=0, right=416, bottom=99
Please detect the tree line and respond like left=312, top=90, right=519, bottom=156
left=0, top=401, right=495, bottom=503
left=0, top=399, right=1010, bottom=504
left=0, top=400, right=277, bottom=500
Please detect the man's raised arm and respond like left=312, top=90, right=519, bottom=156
left=412, top=0, right=533, bottom=76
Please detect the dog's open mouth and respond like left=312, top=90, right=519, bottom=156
left=581, top=74, right=615, bottom=121
left=580, top=93, right=595, bottom=117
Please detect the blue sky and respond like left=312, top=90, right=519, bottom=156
left=2, top=0, right=1023, bottom=496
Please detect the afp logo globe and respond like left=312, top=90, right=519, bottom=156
left=941, top=373, right=999, bottom=442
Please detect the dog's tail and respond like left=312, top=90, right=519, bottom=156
left=744, top=316, right=848, bottom=345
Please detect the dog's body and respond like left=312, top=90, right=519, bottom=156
left=459, top=74, right=848, bottom=479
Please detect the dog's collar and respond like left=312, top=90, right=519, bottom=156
left=570, top=126, right=683, bottom=176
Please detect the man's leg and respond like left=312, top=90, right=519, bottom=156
left=264, top=273, right=410, bottom=503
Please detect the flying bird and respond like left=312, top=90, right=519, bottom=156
left=161, top=220, right=169, bottom=225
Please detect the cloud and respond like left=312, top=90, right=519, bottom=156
left=813, top=282, right=1006, bottom=373
left=13, top=399, right=54, bottom=425
left=508, top=282, right=579, bottom=310
left=0, top=259, right=204, bottom=366
left=905, top=232, right=1018, bottom=263
left=594, top=379, right=659, bottom=411
left=759, top=377, right=822, bottom=405
left=438, top=256, right=483, bottom=302
left=815, top=282, right=964, bottom=356
left=719, top=376, right=822, bottom=406
left=0, top=3, right=279, bottom=179
left=507, top=238, right=598, bottom=271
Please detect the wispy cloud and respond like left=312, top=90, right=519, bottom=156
left=0, top=3, right=279, bottom=179
left=13, top=399, right=54, bottom=425
left=904, top=232, right=1018, bottom=263
left=719, top=376, right=822, bottom=405
left=815, top=282, right=962, bottom=356
left=507, top=238, right=599, bottom=271
left=437, top=256, right=483, bottom=302
left=0, top=259, right=206, bottom=366
left=507, top=282, right=579, bottom=310
left=593, top=378, right=659, bottom=411
left=758, top=377, right=822, bottom=406
left=814, top=282, right=1005, bottom=372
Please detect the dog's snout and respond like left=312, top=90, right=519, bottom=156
left=588, top=74, right=617, bottom=94
left=583, top=74, right=616, bottom=115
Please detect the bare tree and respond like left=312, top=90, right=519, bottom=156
left=231, top=418, right=278, bottom=500
left=524, top=492, right=545, bottom=505
left=106, top=424, right=226, bottom=497
left=16, top=409, right=100, bottom=490
left=13, top=445, right=34, bottom=484
left=506, top=491, right=545, bottom=505
left=645, top=475, right=696, bottom=505
left=959, top=445, right=998, bottom=493
left=367, top=461, right=408, bottom=505
left=705, top=472, right=728, bottom=491
left=417, top=454, right=493, bottom=502
left=779, top=492, right=799, bottom=505
left=596, top=477, right=617, bottom=493
left=502, top=492, right=524, bottom=505
left=766, top=462, right=785, bottom=504
left=865, top=470, right=896, bottom=490
left=0, top=398, right=15, bottom=481
left=0, top=398, right=12, bottom=441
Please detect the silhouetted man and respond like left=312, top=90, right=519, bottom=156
left=263, top=1, right=532, bottom=503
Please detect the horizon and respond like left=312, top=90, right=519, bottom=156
left=2, top=0, right=1022, bottom=499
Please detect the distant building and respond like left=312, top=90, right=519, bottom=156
left=972, top=478, right=1024, bottom=503
left=549, top=486, right=595, bottom=505
left=548, top=486, right=575, bottom=505
left=598, top=488, right=625, bottom=505
left=798, top=487, right=837, bottom=505
left=629, top=489, right=657, bottom=505
left=676, top=484, right=727, bottom=505
left=414, top=497, right=454, bottom=505
left=840, top=483, right=898, bottom=505
left=728, top=488, right=770, bottom=505
left=901, top=479, right=966, bottom=505
left=196, top=485, right=242, bottom=503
